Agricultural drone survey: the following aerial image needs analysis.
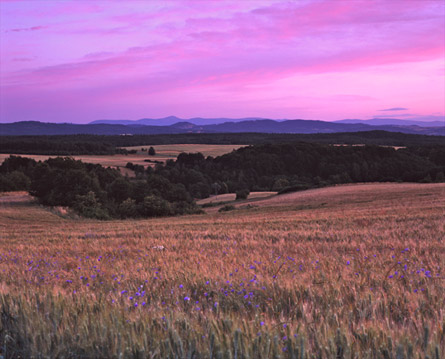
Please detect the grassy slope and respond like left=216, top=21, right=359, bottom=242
left=0, top=183, right=444, bottom=358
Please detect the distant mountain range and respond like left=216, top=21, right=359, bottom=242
left=335, top=118, right=444, bottom=127
left=91, top=116, right=444, bottom=128
left=90, top=116, right=270, bottom=126
left=1, top=118, right=444, bottom=136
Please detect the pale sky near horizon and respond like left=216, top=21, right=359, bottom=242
left=0, top=0, right=444, bottom=124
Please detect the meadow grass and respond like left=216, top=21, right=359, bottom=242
left=0, top=183, right=444, bottom=358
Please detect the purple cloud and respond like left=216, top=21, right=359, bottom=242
left=9, top=26, right=46, bottom=32
left=379, top=108, right=409, bottom=112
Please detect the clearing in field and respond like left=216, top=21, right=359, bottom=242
left=120, top=143, right=244, bottom=158
left=0, top=183, right=444, bottom=358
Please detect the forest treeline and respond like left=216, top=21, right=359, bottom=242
left=0, top=142, right=444, bottom=219
left=0, top=135, right=123, bottom=155
left=154, top=143, right=445, bottom=198
left=1, top=131, right=445, bottom=155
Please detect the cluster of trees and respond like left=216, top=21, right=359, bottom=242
left=2, top=131, right=445, bottom=156
left=147, top=143, right=444, bottom=198
left=0, top=156, right=200, bottom=219
left=1, top=142, right=444, bottom=219
left=138, top=147, right=156, bottom=155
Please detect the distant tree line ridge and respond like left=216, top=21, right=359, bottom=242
left=0, top=142, right=444, bottom=219
left=0, top=135, right=124, bottom=155
left=1, top=131, right=445, bottom=155
left=1, top=119, right=444, bottom=136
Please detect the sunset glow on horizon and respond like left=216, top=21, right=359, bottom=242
left=1, top=0, right=444, bottom=124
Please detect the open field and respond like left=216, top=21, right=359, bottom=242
left=0, top=144, right=244, bottom=173
left=1, top=183, right=444, bottom=358
left=121, top=144, right=244, bottom=158
left=210, top=183, right=443, bottom=210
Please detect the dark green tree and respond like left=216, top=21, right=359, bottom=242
left=236, top=188, right=250, bottom=200
left=141, top=195, right=172, bottom=217
left=108, top=178, right=132, bottom=203
left=73, top=191, right=109, bottom=219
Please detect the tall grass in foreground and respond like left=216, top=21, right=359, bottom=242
left=0, top=184, right=444, bottom=358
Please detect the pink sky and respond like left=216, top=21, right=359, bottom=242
left=0, top=0, right=444, bottom=124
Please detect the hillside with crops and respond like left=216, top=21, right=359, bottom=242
left=0, top=183, right=444, bottom=358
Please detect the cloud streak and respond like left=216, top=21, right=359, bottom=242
left=379, top=108, right=409, bottom=112
left=8, top=25, right=46, bottom=32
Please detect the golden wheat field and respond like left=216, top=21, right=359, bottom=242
left=120, top=144, right=244, bottom=158
left=0, top=183, right=444, bottom=358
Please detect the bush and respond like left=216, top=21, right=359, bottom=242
left=118, top=198, right=139, bottom=218
left=73, top=191, right=110, bottom=220
left=235, top=189, right=250, bottom=200
left=218, top=204, right=235, bottom=212
left=277, top=184, right=313, bottom=195
left=171, top=201, right=204, bottom=215
left=272, top=178, right=289, bottom=191
left=190, top=182, right=211, bottom=199
left=141, top=195, right=172, bottom=217
left=108, top=178, right=132, bottom=203
left=0, top=171, right=31, bottom=192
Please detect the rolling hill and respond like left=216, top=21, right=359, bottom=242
left=1, top=118, right=444, bottom=136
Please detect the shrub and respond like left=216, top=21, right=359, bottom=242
left=141, top=195, right=172, bottom=217
left=118, top=198, right=139, bottom=218
left=235, top=189, right=250, bottom=200
left=190, top=182, right=211, bottom=199
left=277, top=184, right=313, bottom=195
left=218, top=204, right=235, bottom=212
left=73, top=191, right=110, bottom=219
left=272, top=178, right=289, bottom=191
left=108, top=178, right=132, bottom=203
left=0, top=171, right=31, bottom=191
